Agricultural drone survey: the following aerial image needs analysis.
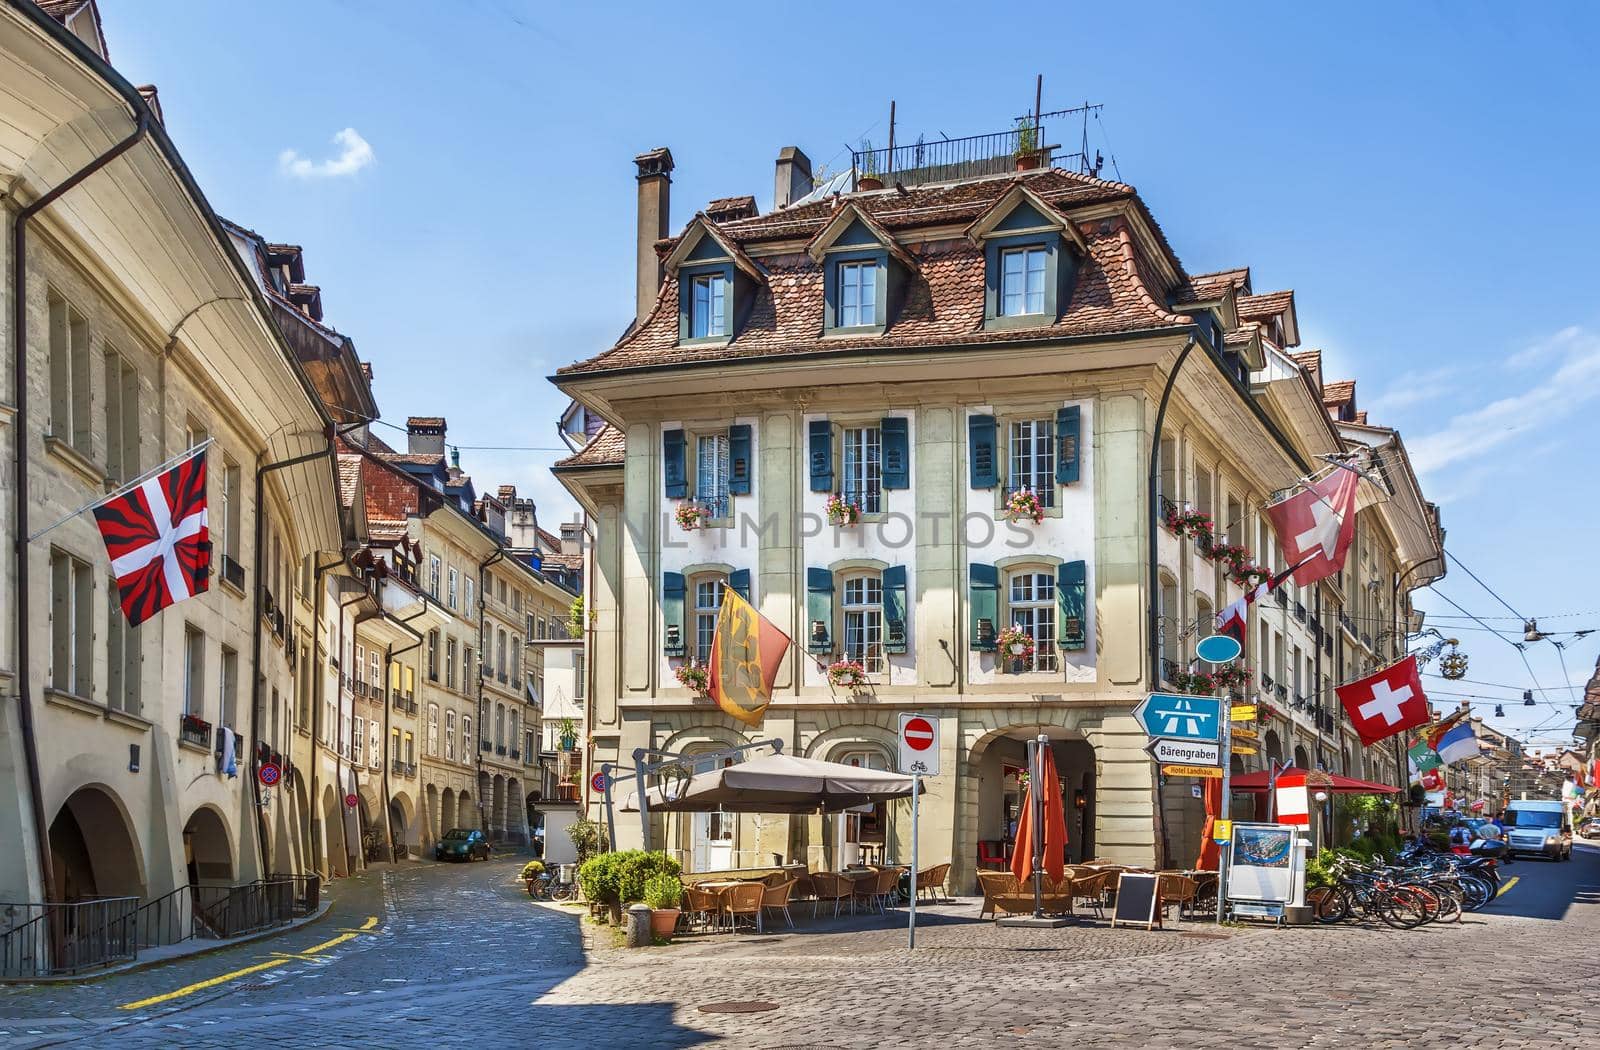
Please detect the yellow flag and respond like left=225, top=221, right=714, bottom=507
left=707, top=588, right=790, bottom=726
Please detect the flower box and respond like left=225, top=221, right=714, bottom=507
left=1163, top=507, right=1214, bottom=540
left=1004, top=487, right=1046, bottom=525
left=675, top=503, right=708, bottom=531
left=826, top=493, right=862, bottom=527
left=674, top=664, right=710, bottom=693
left=995, top=625, right=1035, bottom=666
left=826, top=660, right=868, bottom=688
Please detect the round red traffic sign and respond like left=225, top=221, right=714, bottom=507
left=590, top=771, right=608, bottom=794
left=257, top=762, right=282, bottom=787
left=903, top=716, right=935, bottom=751
left=344, top=793, right=358, bottom=809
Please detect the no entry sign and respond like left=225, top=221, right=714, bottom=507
left=897, top=713, right=940, bottom=776
left=256, top=762, right=281, bottom=787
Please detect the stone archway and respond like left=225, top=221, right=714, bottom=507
left=457, top=790, right=476, bottom=830
left=969, top=726, right=1098, bottom=879
left=440, top=788, right=457, bottom=836
left=296, top=776, right=314, bottom=873
left=49, top=785, right=145, bottom=902
left=423, top=784, right=440, bottom=847
left=1265, top=730, right=1284, bottom=768
left=182, top=806, right=234, bottom=888
left=505, top=776, right=526, bottom=844
left=491, top=775, right=507, bottom=841
left=389, top=793, right=415, bottom=859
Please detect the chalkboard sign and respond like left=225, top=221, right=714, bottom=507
left=1111, top=872, right=1161, bottom=930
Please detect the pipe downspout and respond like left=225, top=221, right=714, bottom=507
left=10, top=109, right=149, bottom=900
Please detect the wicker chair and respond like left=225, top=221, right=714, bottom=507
left=761, top=879, right=797, bottom=930
left=682, top=886, right=725, bottom=933
left=914, top=863, right=951, bottom=903
left=725, top=882, right=766, bottom=933
left=851, top=868, right=884, bottom=914
left=977, top=871, right=1019, bottom=919
left=810, top=872, right=855, bottom=918
left=1157, top=873, right=1199, bottom=920
left=1069, top=870, right=1111, bottom=918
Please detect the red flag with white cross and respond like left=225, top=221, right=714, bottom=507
left=1264, top=467, right=1360, bottom=588
left=1336, top=655, right=1431, bottom=747
left=93, top=447, right=211, bottom=626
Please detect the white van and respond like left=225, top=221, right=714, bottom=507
left=1503, top=799, right=1573, bottom=860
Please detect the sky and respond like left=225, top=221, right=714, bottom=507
left=95, top=0, right=1600, bottom=753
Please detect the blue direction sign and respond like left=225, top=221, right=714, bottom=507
left=1132, top=692, right=1223, bottom=743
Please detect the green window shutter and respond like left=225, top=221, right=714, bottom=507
left=728, top=568, right=751, bottom=602
left=805, top=567, right=834, bottom=652
left=1058, top=560, right=1087, bottom=651
left=881, top=416, right=910, bottom=490
left=808, top=419, right=833, bottom=492
left=663, top=429, right=687, bottom=499
left=968, top=414, right=998, bottom=489
left=729, top=424, right=753, bottom=496
left=970, top=562, right=999, bottom=651
left=1055, top=405, right=1081, bottom=485
left=882, top=565, right=908, bottom=654
left=662, top=571, right=686, bottom=656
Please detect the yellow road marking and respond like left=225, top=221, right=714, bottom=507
left=117, top=916, right=380, bottom=1011
left=1495, top=876, right=1519, bottom=897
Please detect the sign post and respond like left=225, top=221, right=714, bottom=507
left=897, top=713, right=940, bottom=950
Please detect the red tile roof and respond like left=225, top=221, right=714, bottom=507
left=1321, top=380, right=1355, bottom=406
left=554, top=424, right=624, bottom=468
left=337, top=454, right=362, bottom=509
left=706, top=195, right=758, bottom=222
left=1237, top=290, right=1295, bottom=321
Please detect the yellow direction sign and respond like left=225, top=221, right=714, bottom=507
left=1232, top=745, right=1258, bottom=756
left=1230, top=705, right=1257, bottom=722
left=1212, top=819, right=1233, bottom=843
left=1231, top=726, right=1260, bottom=742
left=1162, top=763, right=1224, bottom=779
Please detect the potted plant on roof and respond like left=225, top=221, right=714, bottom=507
left=1014, top=117, right=1042, bottom=171
left=557, top=717, right=578, bottom=753
left=858, top=139, right=883, bottom=191
left=643, top=872, right=683, bottom=939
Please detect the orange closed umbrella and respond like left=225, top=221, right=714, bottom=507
left=1011, top=745, right=1067, bottom=885
left=1195, top=775, right=1223, bottom=871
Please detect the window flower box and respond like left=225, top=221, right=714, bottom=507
left=674, top=664, right=710, bottom=694
left=179, top=713, right=213, bottom=748
left=1163, top=506, right=1214, bottom=540
left=1169, top=669, right=1217, bottom=696
left=675, top=503, right=708, bottom=531
left=1004, top=487, right=1046, bottom=525
left=826, top=660, right=868, bottom=688
left=826, top=493, right=862, bottom=527
left=995, top=624, right=1035, bottom=662
left=1211, top=666, right=1252, bottom=693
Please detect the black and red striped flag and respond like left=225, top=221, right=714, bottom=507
left=93, top=448, right=211, bottom=625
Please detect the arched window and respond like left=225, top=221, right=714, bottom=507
left=462, top=715, right=473, bottom=759
left=511, top=637, right=521, bottom=679
left=692, top=575, right=727, bottom=664
left=1159, top=574, right=1180, bottom=677
left=1265, top=729, right=1283, bottom=767
left=497, top=629, right=507, bottom=675
left=841, top=573, right=884, bottom=672
left=495, top=703, right=506, bottom=747
left=1194, top=595, right=1214, bottom=664
left=427, top=704, right=439, bottom=755
left=445, top=710, right=456, bottom=761
left=1294, top=744, right=1310, bottom=770
left=508, top=710, right=519, bottom=751
left=1004, top=568, right=1057, bottom=672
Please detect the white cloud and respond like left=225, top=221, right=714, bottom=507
left=1366, top=366, right=1459, bottom=417
left=1505, top=325, right=1584, bottom=370
left=278, top=128, right=374, bottom=179
left=1409, top=326, right=1600, bottom=474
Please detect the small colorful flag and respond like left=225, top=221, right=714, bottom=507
left=1265, top=467, right=1360, bottom=587
left=1407, top=740, right=1443, bottom=783
left=94, top=447, right=210, bottom=626
left=1336, top=655, right=1430, bottom=747
left=706, top=587, right=790, bottom=726
left=1433, top=721, right=1481, bottom=765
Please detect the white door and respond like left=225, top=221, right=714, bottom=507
left=693, top=811, right=734, bottom=873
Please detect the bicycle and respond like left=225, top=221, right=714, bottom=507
left=526, top=870, right=577, bottom=902
left=1312, top=857, right=1429, bottom=929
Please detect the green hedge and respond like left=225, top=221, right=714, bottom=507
left=578, top=850, right=682, bottom=905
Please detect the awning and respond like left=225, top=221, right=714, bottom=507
left=618, top=753, right=915, bottom=814
left=1227, top=767, right=1400, bottom=795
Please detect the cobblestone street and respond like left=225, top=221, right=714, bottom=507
left=0, top=844, right=1595, bottom=1048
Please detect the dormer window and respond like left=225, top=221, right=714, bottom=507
left=689, top=273, right=727, bottom=338
left=999, top=246, right=1048, bottom=316
left=838, top=261, right=878, bottom=328
left=808, top=204, right=914, bottom=337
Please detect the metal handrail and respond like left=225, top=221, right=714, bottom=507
left=0, top=897, right=138, bottom=978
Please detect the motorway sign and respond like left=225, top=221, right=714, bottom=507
left=1133, top=693, right=1222, bottom=742
left=1230, top=705, right=1258, bottom=722
left=1144, top=737, right=1221, bottom=767
left=898, top=713, right=940, bottom=776
left=1162, top=764, right=1224, bottom=779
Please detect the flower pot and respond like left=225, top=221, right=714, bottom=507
left=649, top=907, right=680, bottom=939
left=559, top=736, right=577, bottom=752
left=1014, top=152, right=1042, bottom=171
left=1009, top=643, right=1026, bottom=655
left=858, top=176, right=883, bottom=190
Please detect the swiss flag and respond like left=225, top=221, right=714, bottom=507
left=93, top=448, right=210, bottom=626
left=1265, top=467, right=1359, bottom=587
left=1336, top=655, right=1430, bottom=747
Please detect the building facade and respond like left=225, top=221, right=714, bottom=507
left=552, top=140, right=1443, bottom=889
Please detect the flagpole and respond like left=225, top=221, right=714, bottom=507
left=26, top=438, right=212, bottom=543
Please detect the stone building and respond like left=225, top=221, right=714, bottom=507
left=551, top=137, right=1443, bottom=889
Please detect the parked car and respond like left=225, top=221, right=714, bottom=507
left=1502, top=799, right=1572, bottom=860
left=435, top=828, right=491, bottom=862
left=1578, top=819, right=1600, bottom=840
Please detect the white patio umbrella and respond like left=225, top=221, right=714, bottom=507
left=618, top=752, right=914, bottom=814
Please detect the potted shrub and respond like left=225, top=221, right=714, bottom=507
left=643, top=873, right=683, bottom=939
left=1014, top=118, right=1041, bottom=171
left=858, top=139, right=883, bottom=190
left=826, top=492, right=862, bottom=527
left=1004, top=487, right=1046, bottom=524
left=557, top=717, right=578, bottom=752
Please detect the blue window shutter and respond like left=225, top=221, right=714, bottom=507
left=1058, top=560, right=1087, bottom=651
left=881, top=416, right=909, bottom=490
left=662, top=571, right=686, bottom=656
left=729, top=424, right=753, bottom=496
left=663, top=429, right=687, bottom=499
left=729, top=568, right=751, bottom=602
left=970, top=563, right=999, bottom=650
left=808, top=419, right=833, bottom=492
left=882, top=565, right=908, bottom=654
left=805, top=567, right=834, bottom=652
left=968, top=414, right=998, bottom=489
left=1055, top=405, right=1081, bottom=485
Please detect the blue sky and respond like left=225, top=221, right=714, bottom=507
left=98, top=0, right=1599, bottom=752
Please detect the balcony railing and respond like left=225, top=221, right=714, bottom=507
left=510, top=748, right=521, bottom=760
left=1294, top=602, right=1307, bottom=624
left=848, top=125, right=1086, bottom=191
left=221, top=554, right=246, bottom=592
left=496, top=745, right=508, bottom=756
left=1275, top=683, right=1288, bottom=701
left=481, top=739, right=492, bottom=753
left=1261, top=672, right=1276, bottom=692
left=1160, top=658, right=1182, bottom=686
left=179, top=713, right=212, bottom=749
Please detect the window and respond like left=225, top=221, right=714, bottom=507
left=690, top=273, right=727, bottom=338
left=465, top=577, right=474, bottom=612
left=220, top=646, right=239, bottom=726
left=842, top=575, right=884, bottom=673
left=426, top=630, right=439, bottom=681
left=999, top=246, right=1047, bottom=316
left=50, top=550, right=93, bottom=698
left=353, top=715, right=365, bottom=765
left=495, top=704, right=506, bottom=747
left=445, top=710, right=456, bottom=761
left=696, top=433, right=731, bottom=519
left=508, top=710, right=519, bottom=749
left=47, top=291, right=92, bottom=454
left=1006, top=571, right=1057, bottom=672
left=369, top=721, right=381, bottom=768
left=446, top=638, right=457, bottom=690
left=535, top=615, right=547, bottom=640
left=427, top=704, right=440, bottom=755
left=106, top=576, right=139, bottom=714
left=463, top=646, right=474, bottom=685
left=1007, top=420, right=1055, bottom=508
left=355, top=645, right=365, bottom=690
left=511, top=637, right=521, bottom=679
left=448, top=567, right=458, bottom=610
left=428, top=555, right=441, bottom=599
left=512, top=590, right=522, bottom=613
left=182, top=625, right=205, bottom=717
left=370, top=649, right=380, bottom=692
left=838, top=260, right=877, bottom=327
left=462, top=715, right=472, bottom=760
left=404, top=731, right=415, bottom=764
left=574, top=653, right=586, bottom=700
left=221, top=460, right=242, bottom=574
left=694, top=577, right=726, bottom=664
left=497, top=628, right=508, bottom=675
left=392, top=727, right=402, bottom=764
left=842, top=426, right=882, bottom=514
left=404, top=665, right=415, bottom=698
left=103, top=348, right=139, bottom=483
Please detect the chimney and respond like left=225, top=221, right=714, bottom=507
left=559, top=521, right=583, bottom=556
left=406, top=416, right=446, bottom=458
left=634, top=147, right=674, bottom=327
left=774, top=146, right=813, bottom=210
